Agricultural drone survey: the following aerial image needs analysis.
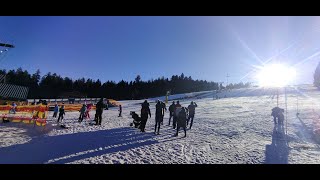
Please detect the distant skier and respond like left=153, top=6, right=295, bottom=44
left=173, top=100, right=182, bottom=129
left=140, top=100, right=151, bottom=132
left=174, top=107, right=187, bottom=137
left=53, top=104, right=59, bottom=118
left=78, top=104, right=87, bottom=122
left=118, top=105, right=122, bottom=117
left=168, top=101, right=176, bottom=125
left=57, top=105, right=65, bottom=123
left=187, top=101, right=198, bottom=129
left=155, top=100, right=164, bottom=135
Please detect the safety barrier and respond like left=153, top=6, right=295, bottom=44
left=0, top=105, right=48, bottom=126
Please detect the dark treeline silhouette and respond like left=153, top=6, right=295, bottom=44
left=226, top=82, right=251, bottom=90
left=0, top=68, right=251, bottom=100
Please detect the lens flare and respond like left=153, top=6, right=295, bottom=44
left=256, top=64, right=296, bottom=87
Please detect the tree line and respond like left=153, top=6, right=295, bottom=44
left=0, top=68, right=251, bottom=100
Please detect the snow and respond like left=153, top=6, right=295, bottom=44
left=1, top=85, right=320, bottom=163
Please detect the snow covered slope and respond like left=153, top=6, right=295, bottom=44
left=1, top=85, right=320, bottom=164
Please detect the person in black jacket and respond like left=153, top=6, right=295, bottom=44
left=57, top=105, right=65, bottom=123
left=95, top=98, right=104, bottom=125
left=174, top=107, right=187, bottom=137
left=187, top=101, right=197, bottom=129
left=118, top=105, right=122, bottom=117
left=155, top=100, right=163, bottom=135
left=160, top=101, right=167, bottom=125
left=168, top=101, right=175, bottom=125
left=173, top=101, right=182, bottom=129
left=140, top=100, right=151, bottom=132
left=131, top=111, right=141, bottom=128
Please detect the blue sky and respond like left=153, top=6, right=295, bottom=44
left=0, top=16, right=319, bottom=84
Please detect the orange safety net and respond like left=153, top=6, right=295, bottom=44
left=0, top=105, right=48, bottom=126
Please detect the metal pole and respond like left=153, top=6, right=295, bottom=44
left=226, top=74, right=229, bottom=89
left=285, top=87, right=288, bottom=135
left=296, top=87, right=299, bottom=115
left=277, top=88, right=279, bottom=107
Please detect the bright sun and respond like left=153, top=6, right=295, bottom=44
left=256, top=63, right=296, bottom=87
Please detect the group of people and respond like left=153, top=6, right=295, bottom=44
left=168, top=100, right=197, bottom=137
left=131, top=99, right=198, bottom=137
left=78, top=103, right=93, bottom=122
left=52, top=98, right=108, bottom=126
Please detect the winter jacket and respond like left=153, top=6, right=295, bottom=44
left=141, top=102, right=151, bottom=119
left=188, top=103, right=197, bottom=115
left=59, top=108, right=65, bottom=115
left=177, top=108, right=187, bottom=128
left=155, top=102, right=163, bottom=116
left=169, top=104, right=175, bottom=113
left=54, top=106, right=59, bottom=113
left=96, top=100, right=104, bottom=113
left=80, top=106, right=87, bottom=114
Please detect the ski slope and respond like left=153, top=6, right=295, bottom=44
left=1, top=85, right=320, bottom=164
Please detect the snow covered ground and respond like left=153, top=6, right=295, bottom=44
left=1, top=84, right=320, bottom=164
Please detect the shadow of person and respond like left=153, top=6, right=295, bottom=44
left=265, top=124, right=289, bottom=164
left=0, top=127, right=158, bottom=164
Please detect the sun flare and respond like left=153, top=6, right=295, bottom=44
left=256, top=64, right=296, bottom=87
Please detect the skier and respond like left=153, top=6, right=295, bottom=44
left=155, top=100, right=163, bottom=135
left=78, top=104, right=87, bottom=122
left=53, top=104, right=59, bottom=118
left=168, top=101, right=175, bottom=125
left=118, top=105, right=122, bottom=117
left=57, top=105, right=65, bottom=123
left=187, top=101, right=198, bottom=129
left=174, top=107, right=187, bottom=137
left=140, top=100, right=151, bottom=132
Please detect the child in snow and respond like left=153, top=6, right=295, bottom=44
left=10, top=102, right=17, bottom=114
left=78, top=104, right=87, bottom=122
left=53, top=104, right=59, bottom=118
left=57, top=105, right=65, bottom=123
left=85, top=104, right=92, bottom=119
